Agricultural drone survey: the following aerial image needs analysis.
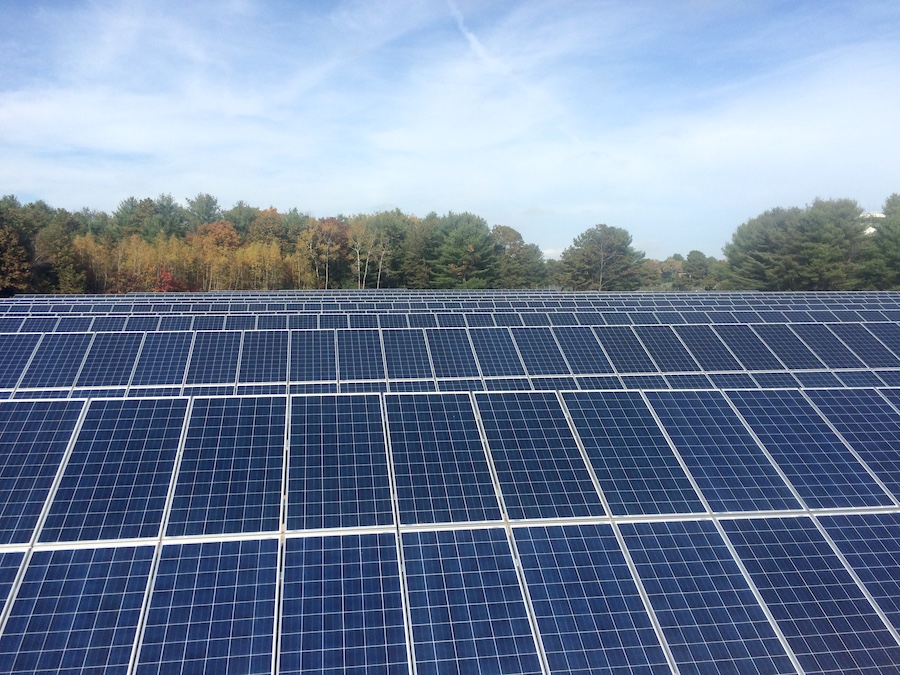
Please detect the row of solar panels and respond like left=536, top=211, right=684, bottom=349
left=3, top=389, right=900, bottom=544
left=7, top=290, right=900, bottom=314
left=2, top=389, right=900, bottom=672
left=4, top=323, right=900, bottom=397
left=6, top=308, right=900, bottom=330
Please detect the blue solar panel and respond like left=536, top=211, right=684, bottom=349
left=238, top=330, right=288, bottom=383
left=40, top=398, right=188, bottom=542
left=674, top=324, right=743, bottom=371
left=167, top=396, right=284, bottom=536
left=722, top=516, right=900, bottom=673
left=634, top=325, right=701, bottom=372
left=136, top=539, right=277, bottom=675
left=289, top=330, right=336, bottom=382
left=403, top=528, right=543, bottom=674
left=184, top=331, right=241, bottom=385
left=425, top=328, right=481, bottom=378
left=0, top=400, right=83, bottom=544
left=385, top=393, right=501, bottom=524
left=0, top=333, right=39, bottom=388
left=752, top=323, right=825, bottom=370
left=382, top=328, right=434, bottom=380
left=788, top=323, right=865, bottom=369
left=562, top=390, right=705, bottom=516
left=75, top=332, right=144, bottom=387
left=337, top=329, right=385, bottom=380
left=288, top=395, right=393, bottom=529
left=726, top=389, right=893, bottom=508
left=827, top=323, right=900, bottom=368
left=621, top=519, right=797, bottom=674
left=821, top=512, right=900, bottom=632
left=469, top=327, right=526, bottom=377
left=129, top=331, right=193, bottom=387
left=511, top=327, right=570, bottom=375
left=806, top=388, right=900, bottom=501
left=593, top=326, right=659, bottom=373
left=281, top=533, right=407, bottom=674
left=551, top=326, right=614, bottom=374
left=515, top=524, right=671, bottom=674
left=475, top=391, right=605, bottom=520
left=645, top=390, right=801, bottom=512
left=18, top=333, right=93, bottom=389
left=0, top=546, right=152, bottom=675
left=713, top=324, right=785, bottom=371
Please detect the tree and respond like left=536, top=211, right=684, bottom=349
left=186, top=193, right=221, bottom=228
left=295, top=217, right=347, bottom=289
left=224, top=201, right=261, bottom=238
left=246, top=207, right=286, bottom=246
left=491, top=225, right=546, bottom=288
left=0, top=221, right=30, bottom=296
left=432, top=213, right=497, bottom=288
left=723, top=199, right=871, bottom=290
left=884, top=193, right=900, bottom=219
left=401, top=213, right=439, bottom=288
left=559, top=223, right=645, bottom=291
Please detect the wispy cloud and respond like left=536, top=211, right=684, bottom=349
left=1, top=0, right=899, bottom=258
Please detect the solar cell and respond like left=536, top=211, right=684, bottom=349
left=475, top=391, right=605, bottom=520
left=515, top=523, right=672, bottom=674
left=130, top=332, right=193, bottom=387
left=337, top=329, right=385, bottom=380
left=645, top=390, right=801, bottom=512
left=288, top=395, right=393, bottom=529
left=722, top=516, right=900, bottom=673
left=280, top=533, right=408, bottom=674
left=0, top=546, right=153, bottom=675
left=385, top=393, right=501, bottom=524
left=39, top=398, right=188, bottom=542
left=562, top=390, right=705, bottom=515
left=621, top=519, right=797, bottom=673
left=167, top=396, right=284, bottom=536
left=136, top=539, right=277, bottom=675
left=403, top=528, right=543, bottom=674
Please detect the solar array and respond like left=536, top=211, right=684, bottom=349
left=1, top=289, right=900, bottom=673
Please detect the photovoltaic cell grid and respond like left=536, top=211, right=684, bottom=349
left=4, top=290, right=900, bottom=673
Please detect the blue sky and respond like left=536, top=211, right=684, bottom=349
left=1, top=0, right=898, bottom=259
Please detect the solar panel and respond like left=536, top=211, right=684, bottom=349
left=403, top=528, right=543, bottom=674
left=645, top=390, right=801, bottom=512
left=167, top=396, right=284, bottom=536
left=633, top=325, right=701, bottom=372
left=425, top=328, right=481, bottom=378
left=593, top=326, right=659, bottom=373
left=0, top=334, right=39, bottom=389
left=39, top=398, right=188, bottom=542
left=18, top=333, right=93, bottom=389
left=129, top=331, right=193, bottom=387
left=287, top=394, right=392, bottom=529
left=385, top=393, right=501, bottom=524
left=827, top=323, right=900, bottom=368
left=515, top=524, right=671, bottom=674
left=381, top=328, right=434, bottom=380
left=337, top=329, right=385, bottom=381
left=620, top=519, right=797, bottom=673
left=469, top=327, right=526, bottom=377
left=752, top=323, right=825, bottom=370
left=713, top=324, right=785, bottom=371
left=184, top=331, right=241, bottom=385
left=289, top=330, right=336, bottom=382
left=136, top=539, right=277, bottom=674
left=75, top=332, right=144, bottom=387
left=475, top=391, right=605, bottom=520
left=722, top=516, right=900, bottom=673
left=237, top=330, right=288, bottom=383
left=510, top=327, right=570, bottom=375
left=551, top=326, right=615, bottom=374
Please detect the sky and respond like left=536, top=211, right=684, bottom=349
left=1, top=1, right=899, bottom=259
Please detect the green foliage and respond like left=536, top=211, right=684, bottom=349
left=723, top=199, right=871, bottom=290
left=559, top=223, right=645, bottom=291
left=0, top=210, right=30, bottom=296
left=492, top=225, right=546, bottom=288
left=432, top=213, right=497, bottom=288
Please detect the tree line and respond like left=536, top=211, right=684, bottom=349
left=0, top=192, right=898, bottom=296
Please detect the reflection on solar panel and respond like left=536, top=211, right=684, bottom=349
left=5, top=289, right=900, bottom=672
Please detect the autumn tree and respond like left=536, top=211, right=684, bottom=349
left=560, top=223, right=645, bottom=291
left=246, top=207, right=287, bottom=246
left=0, top=214, right=30, bottom=296
left=294, top=217, right=347, bottom=289
left=186, top=193, right=222, bottom=229
left=188, top=220, right=241, bottom=290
